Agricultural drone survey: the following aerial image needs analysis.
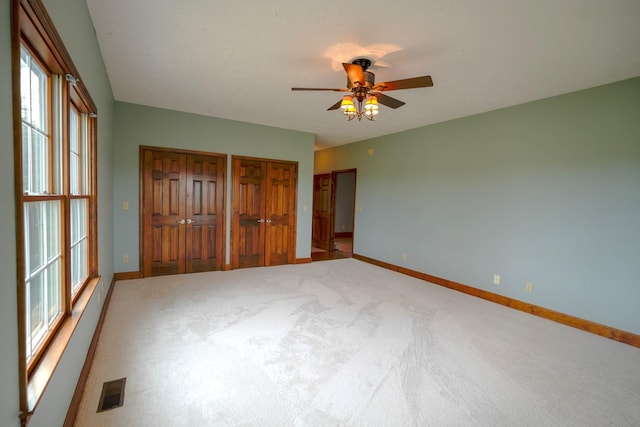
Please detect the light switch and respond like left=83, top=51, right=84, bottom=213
left=122, top=201, right=129, bottom=210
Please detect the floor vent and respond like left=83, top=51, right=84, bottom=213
left=97, top=378, right=126, bottom=413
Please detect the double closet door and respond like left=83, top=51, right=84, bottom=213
left=231, top=156, right=297, bottom=269
left=141, top=147, right=225, bottom=276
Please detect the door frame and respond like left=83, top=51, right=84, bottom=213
left=312, top=168, right=356, bottom=253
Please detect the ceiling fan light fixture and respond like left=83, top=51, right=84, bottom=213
left=340, top=95, right=354, bottom=110
left=365, top=95, right=379, bottom=118
left=340, top=96, right=357, bottom=120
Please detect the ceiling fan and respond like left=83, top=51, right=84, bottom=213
left=292, top=58, right=433, bottom=121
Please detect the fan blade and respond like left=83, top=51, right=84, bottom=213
left=292, top=87, right=349, bottom=92
left=343, top=63, right=365, bottom=87
left=373, top=75, right=433, bottom=91
left=375, top=93, right=406, bottom=109
left=327, top=99, right=343, bottom=111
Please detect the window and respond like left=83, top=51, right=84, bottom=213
left=13, top=0, right=99, bottom=421
left=69, top=103, right=90, bottom=294
left=20, top=48, right=49, bottom=195
left=20, top=46, right=64, bottom=364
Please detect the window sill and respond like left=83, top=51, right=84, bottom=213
left=25, top=276, right=102, bottom=416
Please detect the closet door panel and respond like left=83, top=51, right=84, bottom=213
left=142, top=150, right=186, bottom=276
left=265, top=161, right=297, bottom=266
left=185, top=153, right=225, bottom=272
left=232, top=158, right=266, bottom=268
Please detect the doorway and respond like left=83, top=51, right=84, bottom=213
left=311, top=169, right=356, bottom=261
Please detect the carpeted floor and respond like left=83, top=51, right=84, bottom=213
left=74, top=259, right=640, bottom=426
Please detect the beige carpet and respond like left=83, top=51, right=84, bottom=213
left=74, top=259, right=640, bottom=426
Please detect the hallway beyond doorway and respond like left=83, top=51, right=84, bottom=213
left=311, top=236, right=353, bottom=261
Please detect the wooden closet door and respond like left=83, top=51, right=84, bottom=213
left=265, top=161, right=297, bottom=266
left=185, top=153, right=225, bottom=273
left=232, top=157, right=266, bottom=268
left=231, top=156, right=297, bottom=269
left=142, top=149, right=187, bottom=276
left=142, top=147, right=225, bottom=276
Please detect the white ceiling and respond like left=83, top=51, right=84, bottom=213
left=86, top=0, right=640, bottom=150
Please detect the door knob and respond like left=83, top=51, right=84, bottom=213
left=176, top=219, right=185, bottom=224
left=186, top=219, right=194, bottom=224
left=257, top=219, right=265, bottom=223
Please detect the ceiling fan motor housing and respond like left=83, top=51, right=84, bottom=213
left=347, top=70, right=376, bottom=90
left=345, top=57, right=376, bottom=92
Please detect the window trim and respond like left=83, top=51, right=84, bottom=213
left=12, top=0, right=99, bottom=423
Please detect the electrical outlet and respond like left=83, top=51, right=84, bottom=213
left=402, top=253, right=407, bottom=261
left=122, top=255, right=128, bottom=264
left=526, top=282, right=533, bottom=293
left=493, top=274, right=501, bottom=285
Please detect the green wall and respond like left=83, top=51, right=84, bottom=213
left=0, top=2, right=20, bottom=426
left=112, top=102, right=315, bottom=272
left=316, top=77, right=640, bottom=335
left=0, top=0, right=115, bottom=425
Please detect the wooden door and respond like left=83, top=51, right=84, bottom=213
left=185, top=153, right=225, bottom=273
left=312, top=173, right=334, bottom=251
left=232, top=158, right=266, bottom=268
left=141, top=147, right=225, bottom=276
left=232, top=156, right=297, bottom=269
left=265, top=161, right=297, bottom=266
left=142, top=150, right=187, bottom=276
